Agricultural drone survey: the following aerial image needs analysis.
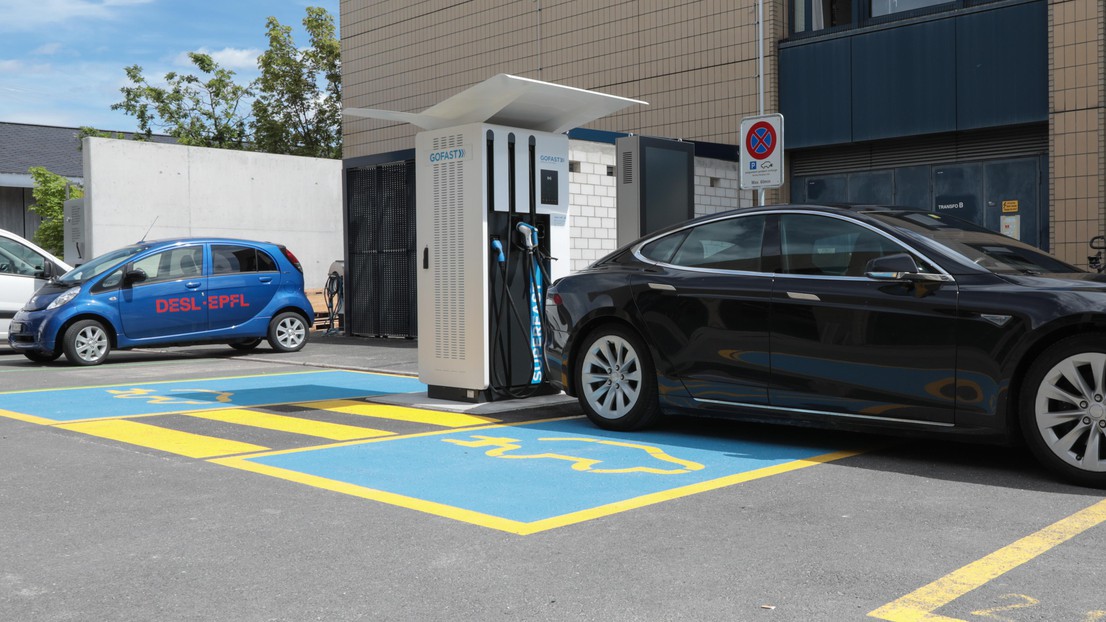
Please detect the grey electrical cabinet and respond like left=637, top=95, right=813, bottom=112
left=616, top=135, right=695, bottom=246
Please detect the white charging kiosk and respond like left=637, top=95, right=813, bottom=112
left=346, top=74, right=645, bottom=401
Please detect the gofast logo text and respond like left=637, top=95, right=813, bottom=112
left=429, top=148, right=465, bottom=163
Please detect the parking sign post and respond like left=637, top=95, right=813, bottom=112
left=739, top=114, right=784, bottom=198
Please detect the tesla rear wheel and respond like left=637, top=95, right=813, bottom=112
left=1021, top=335, right=1106, bottom=487
left=24, top=350, right=60, bottom=363
left=574, top=324, right=660, bottom=431
left=62, top=319, right=111, bottom=366
left=229, top=338, right=262, bottom=351
left=267, top=312, right=308, bottom=353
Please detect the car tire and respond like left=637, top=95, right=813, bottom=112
left=574, top=323, right=660, bottom=431
left=267, top=312, right=308, bottom=353
left=24, top=350, right=61, bottom=363
left=229, top=338, right=263, bottom=351
left=1020, top=335, right=1106, bottom=488
left=62, top=319, right=111, bottom=366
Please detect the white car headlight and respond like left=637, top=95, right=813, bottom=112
left=47, top=286, right=81, bottom=310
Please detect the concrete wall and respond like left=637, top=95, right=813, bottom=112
left=82, top=138, right=342, bottom=289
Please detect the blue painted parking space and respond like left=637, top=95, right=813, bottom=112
left=0, top=370, right=425, bottom=422
left=234, top=417, right=859, bottom=534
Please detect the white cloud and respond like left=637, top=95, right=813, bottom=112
left=32, top=43, right=63, bottom=55
left=0, top=0, right=155, bottom=31
left=173, top=47, right=261, bottom=72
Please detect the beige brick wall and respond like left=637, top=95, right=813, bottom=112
left=342, top=0, right=784, bottom=159
left=1049, top=0, right=1105, bottom=266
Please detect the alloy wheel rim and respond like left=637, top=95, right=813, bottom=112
left=76, top=326, right=108, bottom=362
left=277, top=317, right=305, bottom=348
left=581, top=335, right=643, bottom=419
left=1035, top=352, right=1106, bottom=472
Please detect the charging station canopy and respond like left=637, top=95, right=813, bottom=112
left=345, top=73, right=646, bottom=133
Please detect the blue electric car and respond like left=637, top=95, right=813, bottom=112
left=8, top=238, right=315, bottom=365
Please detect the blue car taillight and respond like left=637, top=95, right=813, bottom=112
left=280, top=246, right=303, bottom=273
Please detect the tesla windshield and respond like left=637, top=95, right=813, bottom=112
left=868, top=211, right=1077, bottom=275
left=57, top=244, right=149, bottom=285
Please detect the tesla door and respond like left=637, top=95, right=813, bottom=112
left=631, top=214, right=773, bottom=404
left=769, top=213, right=959, bottom=424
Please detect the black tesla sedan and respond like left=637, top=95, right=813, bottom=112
left=544, top=204, right=1106, bottom=487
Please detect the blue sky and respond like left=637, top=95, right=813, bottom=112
left=0, top=0, right=340, bottom=133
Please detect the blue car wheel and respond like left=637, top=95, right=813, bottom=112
left=63, top=319, right=112, bottom=366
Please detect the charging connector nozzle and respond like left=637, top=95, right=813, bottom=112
left=490, top=237, right=506, bottom=263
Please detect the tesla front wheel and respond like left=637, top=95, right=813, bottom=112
left=267, top=312, right=308, bottom=353
left=574, top=324, right=660, bottom=431
left=1021, top=335, right=1106, bottom=488
left=62, top=319, right=111, bottom=366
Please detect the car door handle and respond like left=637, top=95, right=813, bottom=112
left=258, top=276, right=273, bottom=284
left=185, top=281, right=202, bottom=289
left=787, top=291, right=820, bottom=301
left=647, top=283, right=676, bottom=291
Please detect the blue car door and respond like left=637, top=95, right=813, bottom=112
left=207, top=243, right=280, bottom=331
left=117, top=244, right=208, bottom=340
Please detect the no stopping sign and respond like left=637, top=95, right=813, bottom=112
left=739, top=114, right=784, bottom=189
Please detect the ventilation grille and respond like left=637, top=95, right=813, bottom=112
left=620, top=149, right=634, bottom=184
left=431, top=133, right=466, bottom=360
left=345, top=161, right=416, bottom=338
left=791, top=125, right=1048, bottom=176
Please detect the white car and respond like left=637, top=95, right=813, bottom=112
left=0, top=228, right=70, bottom=342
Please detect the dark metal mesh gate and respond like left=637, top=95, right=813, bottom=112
left=346, top=160, right=417, bottom=338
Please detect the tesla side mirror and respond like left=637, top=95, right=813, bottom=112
left=123, top=268, right=147, bottom=285
left=33, top=263, right=49, bottom=279
left=866, top=253, right=920, bottom=280
left=866, top=253, right=946, bottom=287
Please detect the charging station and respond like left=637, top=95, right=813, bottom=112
left=346, top=74, right=645, bottom=402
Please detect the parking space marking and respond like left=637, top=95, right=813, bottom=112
left=869, top=497, right=1106, bottom=622
left=58, top=419, right=268, bottom=458
left=0, top=370, right=426, bottom=422
left=304, top=400, right=498, bottom=427
left=214, top=417, right=862, bottom=535
left=184, top=408, right=395, bottom=441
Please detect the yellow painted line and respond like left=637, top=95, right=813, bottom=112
left=58, top=419, right=268, bottom=459
left=303, top=399, right=498, bottom=428
left=0, top=369, right=342, bottom=396
left=185, top=408, right=394, bottom=441
left=869, top=497, right=1106, bottom=622
left=210, top=457, right=531, bottom=533
left=212, top=427, right=862, bottom=535
left=0, top=408, right=58, bottom=425
left=229, top=417, right=577, bottom=460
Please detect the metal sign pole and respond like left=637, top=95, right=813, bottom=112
left=757, top=0, right=765, bottom=207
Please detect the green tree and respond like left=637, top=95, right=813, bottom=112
left=112, top=52, right=253, bottom=149
left=76, top=126, right=129, bottom=149
left=109, top=6, right=341, bottom=159
left=27, top=167, right=83, bottom=256
left=251, top=6, right=342, bottom=159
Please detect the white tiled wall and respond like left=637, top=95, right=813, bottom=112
left=566, top=139, right=755, bottom=273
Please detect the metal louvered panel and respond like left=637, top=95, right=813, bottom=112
left=791, top=125, right=1048, bottom=176
left=345, top=160, right=417, bottom=338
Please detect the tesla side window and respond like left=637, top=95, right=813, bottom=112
left=639, top=231, right=688, bottom=263
left=669, top=215, right=767, bottom=271
left=778, top=214, right=923, bottom=277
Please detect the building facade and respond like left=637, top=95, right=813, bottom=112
left=341, top=0, right=1103, bottom=268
